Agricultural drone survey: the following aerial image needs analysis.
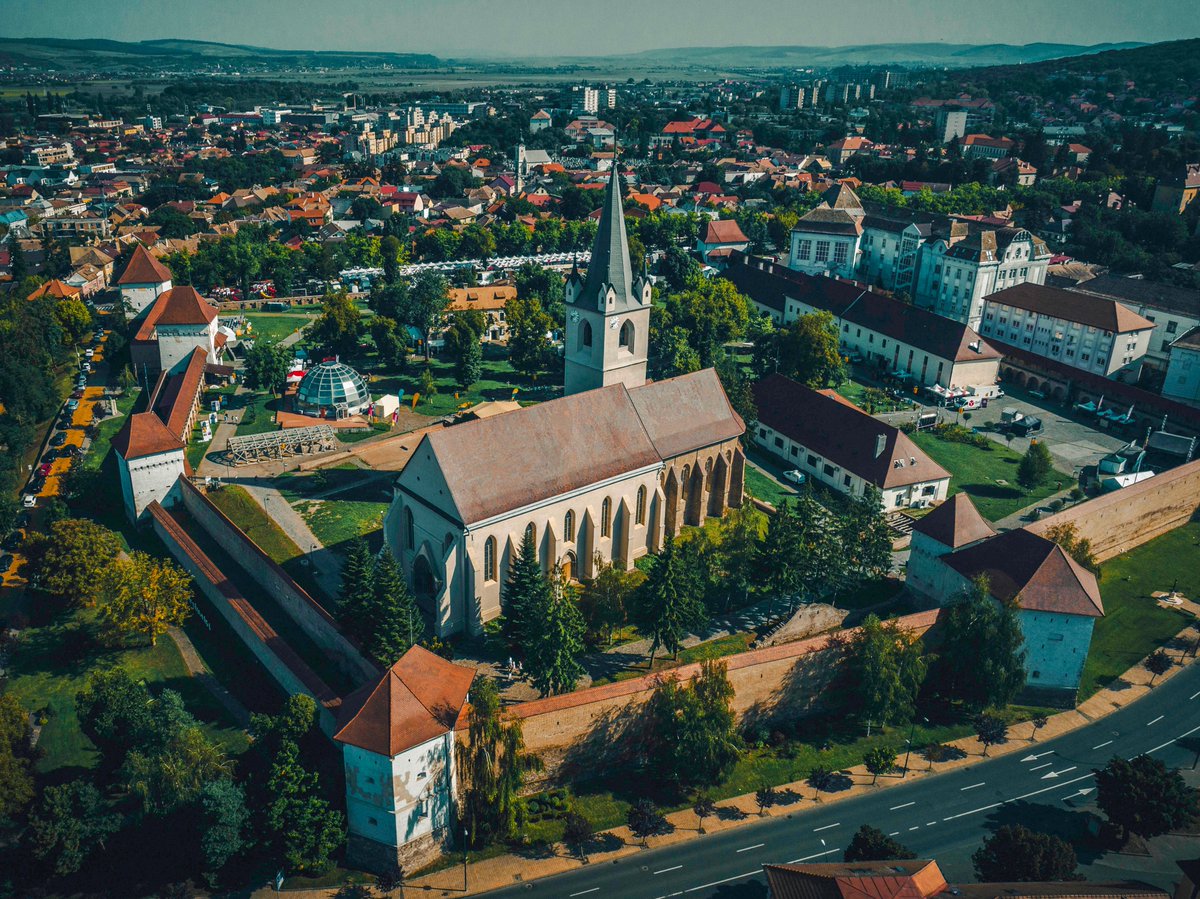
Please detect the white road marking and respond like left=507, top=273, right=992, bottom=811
left=1144, top=722, right=1200, bottom=756
left=655, top=866, right=683, bottom=875
left=1148, top=715, right=1165, bottom=726
left=1030, top=762, right=1053, bottom=771
left=570, top=889, right=600, bottom=897
left=1021, top=751, right=1054, bottom=761
left=926, top=821, right=937, bottom=826
left=813, top=823, right=840, bottom=832
left=890, top=801, right=915, bottom=810
left=1190, top=690, right=1200, bottom=700
left=943, top=772, right=1093, bottom=821
left=1041, top=766, right=1077, bottom=779
left=1092, top=740, right=1113, bottom=749
left=736, top=844, right=764, bottom=853
left=908, top=825, right=920, bottom=831
left=961, top=782, right=985, bottom=791
left=888, top=831, right=901, bottom=836
left=785, top=847, right=840, bottom=865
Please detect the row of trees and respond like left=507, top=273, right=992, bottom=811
left=337, top=541, right=425, bottom=667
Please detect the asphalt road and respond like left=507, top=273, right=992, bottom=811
left=483, top=663, right=1200, bottom=899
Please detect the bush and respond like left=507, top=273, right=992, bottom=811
left=931, top=422, right=990, bottom=448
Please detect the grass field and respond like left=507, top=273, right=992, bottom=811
left=232, top=392, right=281, bottom=436
left=207, top=485, right=303, bottom=564
left=243, top=312, right=315, bottom=344
left=294, top=497, right=389, bottom=553
left=81, top=389, right=140, bottom=472
left=908, top=430, right=1070, bottom=522
left=743, top=461, right=798, bottom=508
left=1078, top=521, right=1199, bottom=700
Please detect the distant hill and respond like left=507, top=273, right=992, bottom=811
left=0, top=36, right=440, bottom=71
left=960, top=38, right=1200, bottom=91
left=614, top=41, right=1145, bottom=69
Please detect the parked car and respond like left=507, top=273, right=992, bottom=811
left=71, top=389, right=85, bottom=400
left=79, top=362, right=91, bottom=374
left=783, top=469, right=807, bottom=486
left=2, top=530, right=23, bottom=551
left=50, top=432, right=67, bottom=447
left=21, top=494, right=37, bottom=509
left=1010, top=416, right=1044, bottom=436
left=65, top=399, right=80, bottom=411
left=0, top=554, right=14, bottom=573
left=36, top=462, right=52, bottom=478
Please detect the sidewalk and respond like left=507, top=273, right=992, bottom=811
left=236, top=481, right=342, bottom=598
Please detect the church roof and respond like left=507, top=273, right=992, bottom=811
left=117, top=244, right=172, bottom=285
left=912, top=493, right=995, bottom=548
left=577, top=162, right=637, bottom=310
left=334, top=646, right=474, bottom=757
left=406, top=369, right=744, bottom=526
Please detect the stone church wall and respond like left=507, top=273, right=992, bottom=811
left=1028, top=457, right=1200, bottom=561
left=476, top=609, right=940, bottom=784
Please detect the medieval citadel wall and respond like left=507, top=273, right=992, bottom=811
left=1028, top=457, right=1200, bottom=561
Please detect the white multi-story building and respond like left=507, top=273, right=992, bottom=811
left=787, top=184, right=864, bottom=279
left=1069, top=275, right=1200, bottom=374
left=979, top=283, right=1155, bottom=380
left=1165, top=327, right=1200, bottom=406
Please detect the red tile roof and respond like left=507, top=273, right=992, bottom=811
left=912, top=493, right=995, bottom=548
left=334, top=646, right=475, bottom=756
left=986, top=283, right=1154, bottom=334
left=117, top=244, right=172, bottom=285
left=156, top=285, right=218, bottom=325
left=702, top=219, right=750, bottom=245
left=112, top=411, right=185, bottom=460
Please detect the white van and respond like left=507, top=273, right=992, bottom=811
left=967, top=384, right=1005, bottom=401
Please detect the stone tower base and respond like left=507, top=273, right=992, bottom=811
left=346, top=829, right=447, bottom=877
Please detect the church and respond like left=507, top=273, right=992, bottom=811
left=383, top=164, right=747, bottom=637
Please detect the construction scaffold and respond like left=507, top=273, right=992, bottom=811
left=225, top=424, right=337, bottom=466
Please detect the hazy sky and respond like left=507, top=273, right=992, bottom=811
left=3, top=0, right=1197, bottom=57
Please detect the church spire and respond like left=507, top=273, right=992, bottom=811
left=578, top=157, right=635, bottom=310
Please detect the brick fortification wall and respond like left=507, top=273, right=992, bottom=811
left=485, top=610, right=940, bottom=783
left=148, top=501, right=341, bottom=734
left=177, top=478, right=379, bottom=685
left=1029, top=458, right=1200, bottom=561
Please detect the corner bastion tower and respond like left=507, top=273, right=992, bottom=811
left=563, top=162, right=652, bottom=395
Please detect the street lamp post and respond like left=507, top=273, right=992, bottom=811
left=902, top=717, right=928, bottom=778
left=462, top=827, right=468, bottom=891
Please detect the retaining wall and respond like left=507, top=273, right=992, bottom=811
left=483, top=609, right=940, bottom=783
left=178, top=477, right=379, bottom=685
left=148, top=501, right=340, bottom=734
left=1029, top=457, right=1200, bottom=561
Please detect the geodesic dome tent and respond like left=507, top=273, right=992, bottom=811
left=295, top=360, right=371, bottom=418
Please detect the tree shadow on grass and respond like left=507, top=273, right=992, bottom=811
left=982, top=800, right=1105, bottom=864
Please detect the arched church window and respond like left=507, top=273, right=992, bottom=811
left=601, top=497, right=612, bottom=538
left=636, top=486, right=646, bottom=526
left=619, top=319, right=634, bottom=350
left=484, top=537, right=497, bottom=582
left=564, top=510, right=576, bottom=543
left=525, top=522, right=537, bottom=546
left=405, top=507, right=415, bottom=551
left=580, top=320, right=592, bottom=349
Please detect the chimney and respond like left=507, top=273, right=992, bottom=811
left=875, top=433, right=887, bottom=458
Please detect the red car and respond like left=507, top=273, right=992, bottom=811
left=37, top=462, right=52, bottom=478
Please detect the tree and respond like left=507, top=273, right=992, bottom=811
left=972, top=825, right=1080, bottom=882
left=776, top=311, right=845, bottom=387
left=455, top=333, right=482, bottom=389
left=933, top=576, right=1026, bottom=710
left=75, top=668, right=157, bottom=767
left=578, top=555, right=643, bottom=645
left=693, top=794, right=716, bottom=834
left=199, top=778, right=250, bottom=880
left=27, top=780, right=121, bottom=876
left=662, top=278, right=750, bottom=366
left=631, top=540, right=707, bottom=667
left=266, top=739, right=346, bottom=874
left=1017, top=441, right=1054, bottom=489
left=418, top=364, right=438, bottom=402
left=627, top=798, right=667, bottom=846
left=1041, top=522, right=1101, bottom=578
left=1145, top=650, right=1173, bottom=685
left=523, top=569, right=586, bottom=696
left=338, top=538, right=376, bottom=640
left=757, top=499, right=805, bottom=606
left=645, top=661, right=742, bottom=787
left=53, top=296, right=93, bottom=346
left=403, top=271, right=451, bottom=360
left=501, top=529, right=546, bottom=655
left=714, top=353, right=757, bottom=441
left=755, top=783, right=777, bottom=815
left=124, top=723, right=232, bottom=813
left=974, top=712, right=1008, bottom=756
left=309, top=289, right=363, bottom=358
left=838, top=614, right=927, bottom=727
left=31, top=518, right=122, bottom=607
left=505, top=294, right=555, bottom=379
left=381, top=234, right=405, bottom=284
left=243, top=339, right=291, bottom=395
left=370, top=316, right=408, bottom=370
left=1095, top=754, right=1199, bottom=840
left=842, top=486, right=894, bottom=580
left=563, top=811, right=592, bottom=861
left=363, top=549, right=424, bottom=666
left=457, top=677, right=528, bottom=848
left=0, top=749, right=33, bottom=820
left=864, top=746, right=898, bottom=785
left=1030, top=715, right=1049, bottom=742
left=99, top=551, right=193, bottom=646
left=845, top=824, right=916, bottom=862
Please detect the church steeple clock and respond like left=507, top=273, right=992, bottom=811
left=563, top=161, right=651, bottom=396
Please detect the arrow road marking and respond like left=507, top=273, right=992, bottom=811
left=1063, top=787, right=1096, bottom=802
left=1042, top=766, right=1078, bottom=779
left=1021, top=751, right=1054, bottom=761
left=943, top=772, right=1093, bottom=821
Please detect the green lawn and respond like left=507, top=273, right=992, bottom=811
left=82, top=389, right=140, bottom=472
left=908, top=431, right=1071, bottom=522
left=243, top=312, right=314, bottom=344
left=743, top=462, right=798, bottom=508
left=207, top=485, right=303, bottom=564
left=0, top=596, right=247, bottom=774
left=293, top=497, right=388, bottom=553
left=1078, top=521, right=1199, bottom=699
left=231, top=392, right=282, bottom=437
left=836, top=378, right=917, bottom=414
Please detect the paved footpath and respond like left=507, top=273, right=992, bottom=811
left=257, top=618, right=1200, bottom=899
left=234, top=481, right=343, bottom=598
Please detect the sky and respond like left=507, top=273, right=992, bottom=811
left=2, top=0, right=1198, bottom=58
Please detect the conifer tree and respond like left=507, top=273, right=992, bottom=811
left=502, top=529, right=543, bottom=655
left=338, top=539, right=375, bottom=641
left=632, top=540, right=707, bottom=668
left=364, top=549, right=424, bottom=667
left=523, top=568, right=585, bottom=696
left=757, top=498, right=805, bottom=605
